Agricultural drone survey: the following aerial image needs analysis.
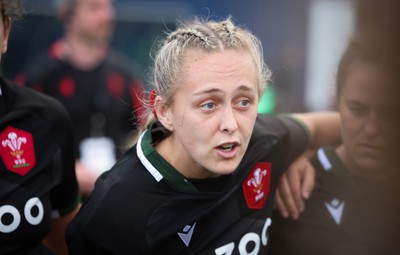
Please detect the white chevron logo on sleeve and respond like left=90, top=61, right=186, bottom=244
left=324, top=199, right=345, bottom=225
left=178, top=222, right=197, bottom=247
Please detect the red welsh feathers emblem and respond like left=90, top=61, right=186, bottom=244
left=0, top=126, right=36, bottom=176
left=242, top=162, right=271, bottom=209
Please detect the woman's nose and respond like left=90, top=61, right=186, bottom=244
left=220, top=106, right=239, bottom=135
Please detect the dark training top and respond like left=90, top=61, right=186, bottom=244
left=0, top=79, right=80, bottom=254
left=268, top=146, right=400, bottom=255
left=19, top=41, right=144, bottom=159
left=66, top=115, right=310, bottom=255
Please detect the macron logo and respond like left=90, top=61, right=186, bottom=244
left=324, top=199, right=345, bottom=225
left=178, top=222, right=196, bottom=247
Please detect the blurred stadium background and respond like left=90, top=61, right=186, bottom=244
left=2, top=0, right=397, bottom=112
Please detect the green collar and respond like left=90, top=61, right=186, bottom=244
left=137, top=125, right=198, bottom=193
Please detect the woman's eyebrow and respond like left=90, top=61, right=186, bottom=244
left=236, top=85, right=257, bottom=93
left=192, top=85, right=256, bottom=96
left=193, top=88, right=223, bottom=96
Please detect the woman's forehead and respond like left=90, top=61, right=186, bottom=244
left=343, top=63, right=399, bottom=103
left=182, top=49, right=255, bottom=71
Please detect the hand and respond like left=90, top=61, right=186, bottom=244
left=275, top=155, right=315, bottom=219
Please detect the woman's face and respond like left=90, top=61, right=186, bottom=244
left=159, top=49, right=259, bottom=179
left=338, top=62, right=400, bottom=180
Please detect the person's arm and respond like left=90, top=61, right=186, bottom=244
left=43, top=96, right=82, bottom=254
left=292, top=112, right=341, bottom=150
left=43, top=206, right=81, bottom=255
left=275, top=112, right=340, bottom=219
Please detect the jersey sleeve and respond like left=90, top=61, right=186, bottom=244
left=45, top=96, right=81, bottom=216
left=252, top=114, right=311, bottom=166
left=277, top=114, right=311, bottom=160
left=255, top=114, right=311, bottom=193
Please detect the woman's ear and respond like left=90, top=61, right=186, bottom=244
left=1, top=17, right=11, bottom=54
left=155, top=96, right=175, bottom=131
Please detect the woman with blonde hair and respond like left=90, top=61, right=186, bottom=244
left=67, top=17, right=339, bottom=254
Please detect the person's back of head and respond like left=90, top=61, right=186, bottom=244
left=0, top=0, right=23, bottom=62
left=0, top=0, right=23, bottom=21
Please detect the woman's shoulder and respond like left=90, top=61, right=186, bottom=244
left=68, top=147, right=172, bottom=250
left=254, top=114, right=310, bottom=142
left=93, top=146, right=172, bottom=199
left=5, top=80, right=74, bottom=139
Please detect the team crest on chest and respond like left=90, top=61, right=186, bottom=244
left=242, top=162, right=271, bottom=209
left=0, top=126, right=36, bottom=176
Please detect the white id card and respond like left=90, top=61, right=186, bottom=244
left=79, top=137, right=116, bottom=174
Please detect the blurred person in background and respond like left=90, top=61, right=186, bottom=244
left=268, top=34, right=400, bottom=255
left=18, top=0, right=145, bottom=197
left=0, top=0, right=80, bottom=254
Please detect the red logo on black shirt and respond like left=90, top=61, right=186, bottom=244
left=0, top=126, right=36, bottom=176
left=242, top=162, right=271, bottom=209
left=59, top=77, right=76, bottom=98
left=107, top=73, right=124, bottom=98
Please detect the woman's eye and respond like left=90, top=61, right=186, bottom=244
left=349, top=106, right=366, bottom=116
left=201, top=102, right=215, bottom=110
left=237, top=100, right=250, bottom=107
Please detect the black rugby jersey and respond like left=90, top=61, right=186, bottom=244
left=66, top=115, right=309, bottom=255
left=268, top=146, right=400, bottom=255
left=19, top=41, right=144, bottom=159
left=0, top=79, right=80, bottom=254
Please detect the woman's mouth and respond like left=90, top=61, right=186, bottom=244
left=216, top=142, right=239, bottom=159
left=220, top=143, right=235, bottom=151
